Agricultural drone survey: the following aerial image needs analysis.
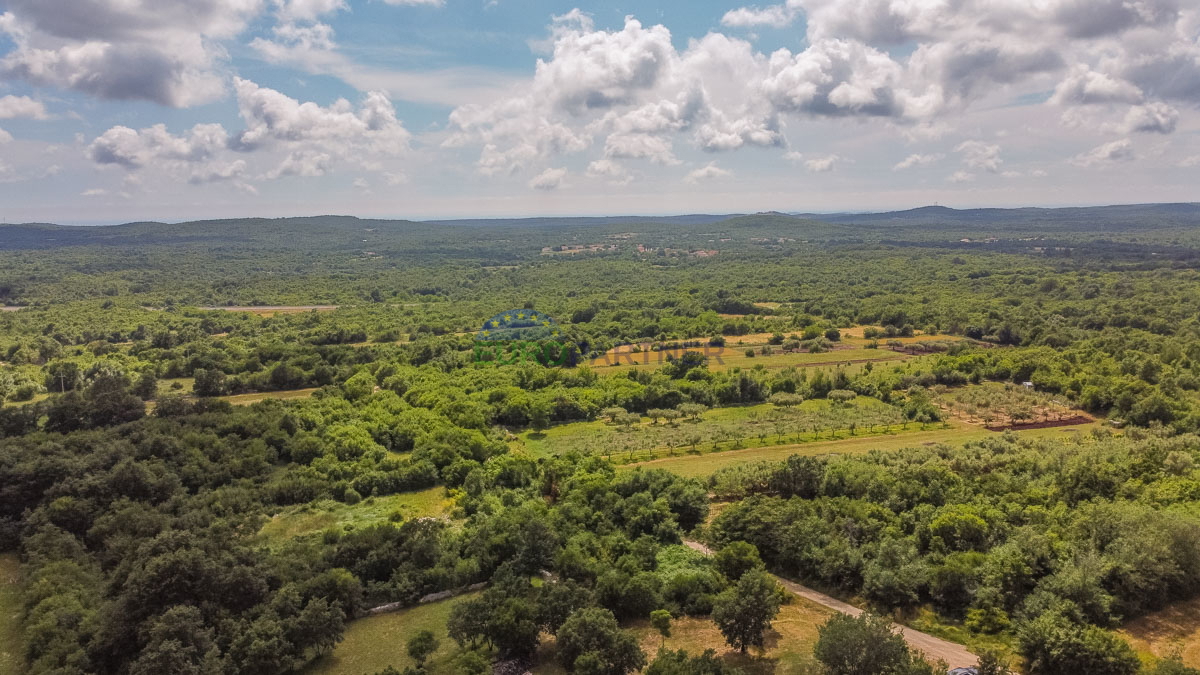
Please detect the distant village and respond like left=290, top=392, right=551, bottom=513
left=540, top=241, right=719, bottom=258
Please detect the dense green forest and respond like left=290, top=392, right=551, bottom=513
left=4, top=204, right=1200, bottom=675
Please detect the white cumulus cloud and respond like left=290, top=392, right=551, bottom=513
left=529, top=167, right=568, bottom=190
left=1072, top=138, right=1135, bottom=166
left=685, top=161, right=732, bottom=183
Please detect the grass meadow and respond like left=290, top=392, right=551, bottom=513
left=258, top=487, right=453, bottom=548
left=303, top=593, right=480, bottom=675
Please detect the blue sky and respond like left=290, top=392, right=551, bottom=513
left=0, top=0, right=1198, bottom=224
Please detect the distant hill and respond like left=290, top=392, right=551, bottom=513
left=424, top=214, right=739, bottom=228
left=4, top=203, right=1200, bottom=252
left=794, top=203, right=1200, bottom=230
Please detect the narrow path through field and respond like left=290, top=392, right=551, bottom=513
left=682, top=540, right=977, bottom=669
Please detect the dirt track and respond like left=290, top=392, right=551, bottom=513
left=985, top=414, right=1093, bottom=431
left=683, top=540, right=977, bottom=669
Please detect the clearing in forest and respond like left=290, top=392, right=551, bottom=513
left=303, top=592, right=479, bottom=675
left=258, top=487, right=452, bottom=547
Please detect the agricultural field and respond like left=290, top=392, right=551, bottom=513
left=586, top=345, right=905, bottom=374
left=937, top=382, right=1091, bottom=429
left=520, top=396, right=910, bottom=462
left=631, top=420, right=1105, bottom=478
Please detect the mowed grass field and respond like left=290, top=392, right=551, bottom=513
left=531, top=597, right=834, bottom=674
left=0, top=554, right=22, bottom=675
left=303, top=593, right=479, bottom=675
left=258, top=487, right=452, bottom=547
left=628, top=420, right=1105, bottom=479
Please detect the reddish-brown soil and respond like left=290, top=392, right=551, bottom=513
left=985, top=414, right=1093, bottom=431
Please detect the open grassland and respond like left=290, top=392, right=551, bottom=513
left=303, top=593, right=479, bottom=675
left=258, top=487, right=452, bottom=547
left=520, top=398, right=910, bottom=461
left=1120, top=596, right=1200, bottom=668
left=158, top=377, right=195, bottom=395
left=0, top=554, right=22, bottom=675
left=531, top=597, right=834, bottom=675
left=629, top=421, right=1106, bottom=479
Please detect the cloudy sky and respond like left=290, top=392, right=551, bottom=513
left=0, top=0, right=1198, bottom=223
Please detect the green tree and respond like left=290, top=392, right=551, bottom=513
left=556, top=607, right=646, bottom=675
left=813, top=613, right=928, bottom=675
left=644, top=648, right=736, bottom=675
left=976, top=649, right=1014, bottom=675
left=602, top=406, right=627, bottom=423
left=713, top=541, right=764, bottom=581
left=1017, top=611, right=1139, bottom=675
left=710, top=569, right=781, bottom=653
left=1147, top=655, right=1200, bottom=675
left=768, top=392, right=804, bottom=408
left=650, top=609, right=672, bottom=646
left=406, top=630, right=439, bottom=669
left=342, top=370, right=375, bottom=401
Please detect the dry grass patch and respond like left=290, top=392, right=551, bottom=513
left=531, top=599, right=831, bottom=674
left=1120, top=597, right=1200, bottom=667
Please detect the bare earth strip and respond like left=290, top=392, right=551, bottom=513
left=682, top=541, right=977, bottom=669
